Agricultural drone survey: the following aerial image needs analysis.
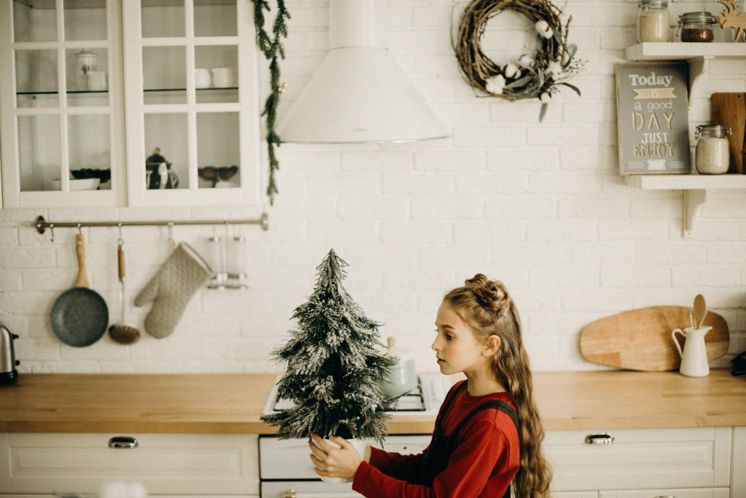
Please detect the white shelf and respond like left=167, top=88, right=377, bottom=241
left=625, top=43, right=746, bottom=61
left=625, top=43, right=746, bottom=107
left=625, top=174, right=746, bottom=190
left=626, top=174, right=746, bottom=237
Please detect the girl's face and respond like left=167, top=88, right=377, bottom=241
left=432, top=302, right=488, bottom=376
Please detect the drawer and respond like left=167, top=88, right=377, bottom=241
left=4, top=433, right=258, bottom=496
left=599, top=488, right=730, bottom=498
left=545, top=427, right=731, bottom=492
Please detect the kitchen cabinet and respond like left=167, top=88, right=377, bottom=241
left=599, top=490, right=729, bottom=498
left=733, top=426, right=746, bottom=498
left=0, top=427, right=742, bottom=497
left=0, top=0, right=126, bottom=209
left=623, top=43, right=746, bottom=238
left=0, top=0, right=262, bottom=210
left=0, top=433, right=259, bottom=496
left=122, top=0, right=261, bottom=207
left=544, top=427, right=731, bottom=494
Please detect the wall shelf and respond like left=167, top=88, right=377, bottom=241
left=625, top=174, right=746, bottom=237
left=624, top=43, right=746, bottom=108
left=625, top=43, right=746, bottom=61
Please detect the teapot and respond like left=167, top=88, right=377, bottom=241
left=672, top=326, right=712, bottom=377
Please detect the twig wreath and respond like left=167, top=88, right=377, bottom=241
left=455, top=0, right=584, bottom=121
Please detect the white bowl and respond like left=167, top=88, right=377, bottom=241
left=48, top=178, right=101, bottom=191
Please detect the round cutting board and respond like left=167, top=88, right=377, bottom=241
left=580, top=306, right=729, bottom=371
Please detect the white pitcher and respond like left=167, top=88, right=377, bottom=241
left=672, top=326, right=712, bottom=377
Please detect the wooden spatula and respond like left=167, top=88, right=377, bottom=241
left=693, top=294, right=708, bottom=329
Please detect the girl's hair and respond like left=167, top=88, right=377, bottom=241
left=443, top=274, right=552, bottom=498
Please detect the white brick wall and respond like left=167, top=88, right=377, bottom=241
left=0, top=0, right=744, bottom=375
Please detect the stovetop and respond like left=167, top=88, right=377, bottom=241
left=262, top=374, right=452, bottom=417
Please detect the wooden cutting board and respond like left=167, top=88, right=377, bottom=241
left=580, top=306, right=729, bottom=371
left=711, top=93, right=746, bottom=174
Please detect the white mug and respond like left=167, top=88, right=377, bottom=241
left=195, top=68, right=211, bottom=89
left=211, top=67, right=233, bottom=88
left=87, top=71, right=108, bottom=91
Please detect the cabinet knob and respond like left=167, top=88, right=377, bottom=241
left=584, top=433, right=614, bottom=444
left=282, top=491, right=296, bottom=498
left=108, top=436, right=138, bottom=448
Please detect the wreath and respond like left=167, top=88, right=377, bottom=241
left=455, top=0, right=584, bottom=121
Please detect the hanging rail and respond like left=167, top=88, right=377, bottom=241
left=35, top=213, right=269, bottom=235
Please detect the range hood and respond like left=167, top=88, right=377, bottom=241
left=275, top=0, right=450, bottom=144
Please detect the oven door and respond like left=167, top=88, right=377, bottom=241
left=262, top=480, right=361, bottom=498
left=259, top=435, right=431, bottom=497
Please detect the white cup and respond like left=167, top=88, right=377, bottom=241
left=87, top=71, right=108, bottom=91
left=211, top=67, right=233, bottom=88
left=195, top=68, right=211, bottom=89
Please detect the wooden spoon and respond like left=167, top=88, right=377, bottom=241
left=693, top=294, right=708, bottom=329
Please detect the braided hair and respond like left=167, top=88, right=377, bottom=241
left=443, top=274, right=553, bottom=498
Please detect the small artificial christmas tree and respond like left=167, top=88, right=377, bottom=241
left=261, top=249, right=397, bottom=444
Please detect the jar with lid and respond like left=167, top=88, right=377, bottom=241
left=695, top=125, right=731, bottom=174
left=637, top=0, right=671, bottom=43
left=678, top=12, right=717, bottom=42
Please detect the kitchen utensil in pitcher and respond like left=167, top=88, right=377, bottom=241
left=109, top=230, right=141, bottom=345
left=693, top=294, right=708, bottom=329
left=672, top=326, right=712, bottom=377
left=51, top=232, right=109, bottom=347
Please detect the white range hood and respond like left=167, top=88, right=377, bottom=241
left=276, top=0, right=450, bottom=144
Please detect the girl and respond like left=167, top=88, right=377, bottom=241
left=309, top=274, right=552, bottom=498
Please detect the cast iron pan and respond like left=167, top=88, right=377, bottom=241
left=51, top=234, right=108, bottom=347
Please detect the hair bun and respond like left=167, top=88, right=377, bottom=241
left=465, top=273, right=511, bottom=313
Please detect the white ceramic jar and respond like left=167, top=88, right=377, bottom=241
left=695, top=124, right=731, bottom=174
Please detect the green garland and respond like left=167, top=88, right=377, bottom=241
left=252, top=0, right=290, bottom=205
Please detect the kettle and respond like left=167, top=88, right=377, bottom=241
left=0, top=322, right=20, bottom=384
left=380, top=337, right=417, bottom=397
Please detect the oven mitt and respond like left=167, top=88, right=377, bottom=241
left=134, top=243, right=213, bottom=339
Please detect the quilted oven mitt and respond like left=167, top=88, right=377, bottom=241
left=134, top=243, right=213, bottom=338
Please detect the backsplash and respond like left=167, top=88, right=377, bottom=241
left=1, top=0, right=745, bottom=374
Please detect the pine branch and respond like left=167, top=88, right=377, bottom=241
left=252, top=0, right=290, bottom=205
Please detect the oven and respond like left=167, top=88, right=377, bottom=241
left=259, top=435, right=431, bottom=498
left=259, top=374, right=451, bottom=497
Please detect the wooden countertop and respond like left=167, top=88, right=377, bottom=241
left=0, top=369, right=744, bottom=434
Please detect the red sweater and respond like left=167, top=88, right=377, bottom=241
left=352, top=381, right=520, bottom=498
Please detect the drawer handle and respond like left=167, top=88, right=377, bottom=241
left=108, top=436, right=138, bottom=449
left=584, top=433, right=614, bottom=445
left=283, top=491, right=359, bottom=498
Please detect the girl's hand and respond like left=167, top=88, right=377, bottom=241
left=309, top=433, right=363, bottom=480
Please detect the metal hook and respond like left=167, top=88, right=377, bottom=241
left=77, top=223, right=82, bottom=235
left=167, top=222, right=175, bottom=249
left=117, top=223, right=123, bottom=246
left=49, top=223, right=55, bottom=243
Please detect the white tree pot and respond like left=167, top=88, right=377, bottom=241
left=312, top=438, right=367, bottom=484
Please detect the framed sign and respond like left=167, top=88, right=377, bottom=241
left=615, top=62, right=690, bottom=175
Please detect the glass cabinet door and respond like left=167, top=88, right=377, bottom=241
left=0, top=0, right=125, bottom=208
left=123, top=0, right=261, bottom=207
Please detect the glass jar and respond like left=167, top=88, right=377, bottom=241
left=678, top=12, right=717, bottom=42
left=695, top=125, right=731, bottom=174
left=637, top=0, right=671, bottom=43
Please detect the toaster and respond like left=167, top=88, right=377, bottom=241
left=0, top=322, right=19, bottom=384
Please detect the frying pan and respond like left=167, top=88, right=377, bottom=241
left=51, top=233, right=108, bottom=347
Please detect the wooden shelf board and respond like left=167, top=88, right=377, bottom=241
left=625, top=43, right=746, bottom=61
left=625, top=174, right=746, bottom=190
